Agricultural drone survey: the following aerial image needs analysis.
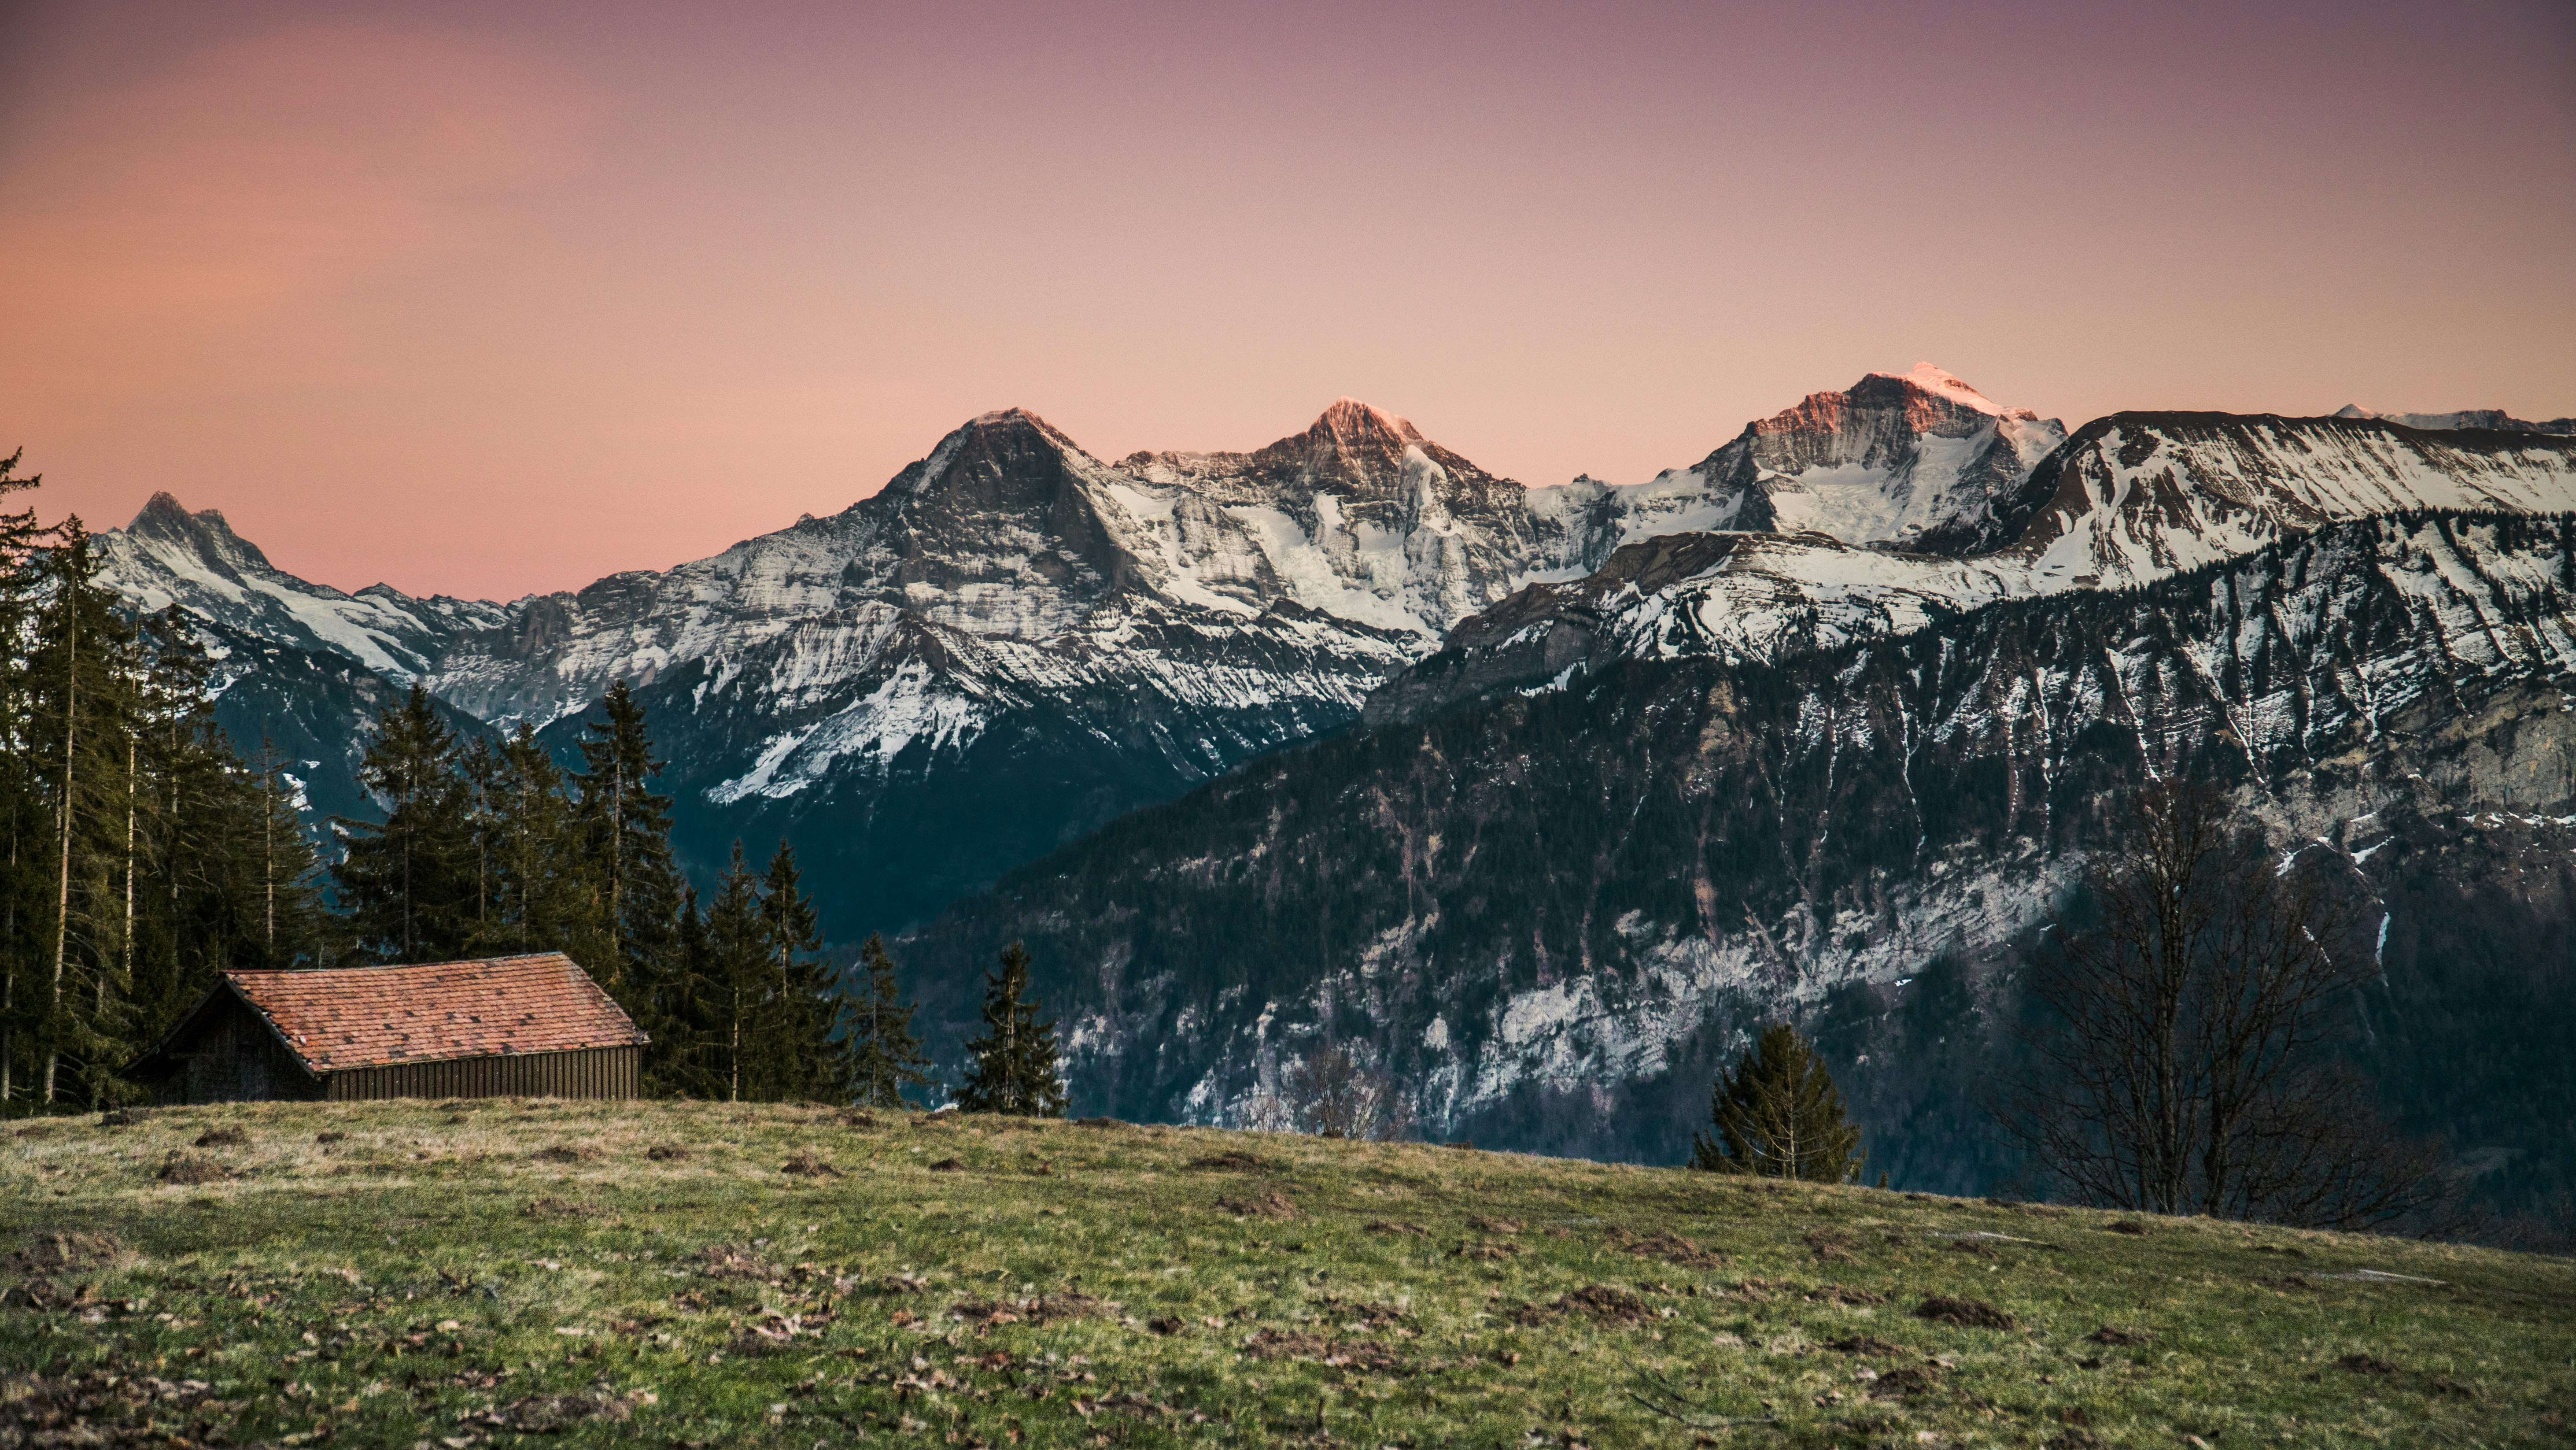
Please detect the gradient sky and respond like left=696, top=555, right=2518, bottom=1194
left=3, top=0, right=2571, bottom=601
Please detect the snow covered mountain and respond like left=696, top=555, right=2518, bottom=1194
left=903, top=509, right=2576, bottom=1210
left=1370, top=410, right=2576, bottom=721
left=97, top=369, right=2571, bottom=947
left=2335, top=404, right=2576, bottom=435
left=100, top=493, right=506, bottom=680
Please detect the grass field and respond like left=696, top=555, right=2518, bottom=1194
left=4, top=1099, right=2572, bottom=1448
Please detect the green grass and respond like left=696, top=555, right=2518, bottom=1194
left=4, top=1099, right=2572, bottom=1448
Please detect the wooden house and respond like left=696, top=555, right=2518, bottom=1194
left=131, top=953, right=647, bottom=1103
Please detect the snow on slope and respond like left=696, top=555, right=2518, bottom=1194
left=100, top=493, right=506, bottom=679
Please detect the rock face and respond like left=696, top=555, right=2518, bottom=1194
left=902, top=511, right=2576, bottom=1213
left=100, top=493, right=506, bottom=680
left=2336, top=404, right=2576, bottom=435
left=1366, top=413, right=2576, bottom=723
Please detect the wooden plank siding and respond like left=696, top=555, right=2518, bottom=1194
left=323, top=1045, right=641, bottom=1102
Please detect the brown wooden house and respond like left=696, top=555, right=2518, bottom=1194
left=132, top=954, right=648, bottom=1103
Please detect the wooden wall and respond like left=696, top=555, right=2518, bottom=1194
left=324, top=1046, right=641, bottom=1101
left=155, top=996, right=326, bottom=1105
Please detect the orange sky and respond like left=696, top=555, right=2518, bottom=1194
left=3, top=0, right=2572, bottom=601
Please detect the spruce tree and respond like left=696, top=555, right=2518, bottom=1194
left=957, top=941, right=1066, bottom=1117
left=1690, top=1022, right=1865, bottom=1182
left=572, top=681, right=683, bottom=1026
left=755, top=840, right=850, bottom=1102
left=848, top=932, right=934, bottom=1110
left=468, top=722, right=589, bottom=958
left=333, top=683, right=476, bottom=964
left=699, top=842, right=770, bottom=1103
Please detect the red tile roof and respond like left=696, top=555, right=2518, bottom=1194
left=223, top=954, right=646, bottom=1073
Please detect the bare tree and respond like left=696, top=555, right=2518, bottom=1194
left=2002, top=781, right=2454, bottom=1231
left=1265, top=1041, right=1414, bottom=1142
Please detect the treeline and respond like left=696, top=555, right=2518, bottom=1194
left=0, top=455, right=950, bottom=1112
left=0, top=454, right=321, bottom=1109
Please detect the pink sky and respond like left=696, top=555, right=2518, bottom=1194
left=3, top=0, right=2571, bottom=601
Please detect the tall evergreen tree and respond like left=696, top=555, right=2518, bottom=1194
left=468, top=722, right=591, bottom=958
left=698, top=842, right=770, bottom=1103
left=1690, top=1022, right=1865, bottom=1182
left=956, top=941, right=1066, bottom=1118
left=754, top=840, right=850, bottom=1103
left=572, top=682, right=684, bottom=1037
left=21, top=519, right=144, bottom=1104
left=0, top=450, right=42, bottom=1107
left=847, top=933, right=934, bottom=1110
left=332, top=683, right=476, bottom=963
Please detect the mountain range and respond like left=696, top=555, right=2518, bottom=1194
left=92, top=367, right=2576, bottom=1210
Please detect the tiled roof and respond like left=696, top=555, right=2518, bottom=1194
left=224, top=954, right=647, bottom=1073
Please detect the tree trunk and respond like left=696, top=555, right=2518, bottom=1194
left=45, top=602, right=76, bottom=1104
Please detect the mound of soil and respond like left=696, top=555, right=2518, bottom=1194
left=1915, top=1295, right=2017, bottom=1330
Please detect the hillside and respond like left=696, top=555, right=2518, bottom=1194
left=5, top=1100, right=2571, bottom=1448
left=899, top=512, right=2576, bottom=1210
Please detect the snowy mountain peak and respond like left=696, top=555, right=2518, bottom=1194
left=125, top=492, right=271, bottom=570
left=1314, top=397, right=1424, bottom=448
left=1880, top=362, right=2010, bottom=418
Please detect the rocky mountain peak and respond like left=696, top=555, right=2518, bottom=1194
left=1313, top=397, right=1424, bottom=449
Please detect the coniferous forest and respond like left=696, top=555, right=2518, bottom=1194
left=0, top=457, right=913, bottom=1112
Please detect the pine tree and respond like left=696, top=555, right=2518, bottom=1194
left=468, top=722, right=590, bottom=958
left=333, top=683, right=476, bottom=963
left=571, top=681, right=683, bottom=1028
left=698, top=842, right=770, bottom=1103
left=21, top=519, right=144, bottom=1105
left=1690, top=1022, right=1865, bottom=1182
left=956, top=941, right=1066, bottom=1117
left=755, top=840, right=851, bottom=1102
left=848, top=933, right=933, bottom=1110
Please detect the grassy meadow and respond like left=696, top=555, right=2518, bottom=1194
left=3, top=1098, right=2572, bottom=1448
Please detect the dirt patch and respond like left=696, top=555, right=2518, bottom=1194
left=2105, top=1221, right=2151, bottom=1236
left=1915, top=1295, right=2017, bottom=1330
left=928, top=1157, right=967, bottom=1173
left=191, top=1127, right=247, bottom=1148
left=698, top=1244, right=784, bottom=1282
left=1365, top=1220, right=1430, bottom=1237
left=645, top=1144, right=691, bottom=1162
left=1872, top=1366, right=1941, bottom=1400
left=1810, top=1284, right=1889, bottom=1307
left=836, top=1110, right=879, bottom=1129
left=156, top=1153, right=229, bottom=1185
left=1240, top=1328, right=1401, bottom=1370
left=98, top=1108, right=148, bottom=1127
left=1450, top=1239, right=1521, bottom=1262
left=2338, top=1353, right=2399, bottom=1376
left=1824, top=1335, right=1908, bottom=1356
left=1467, top=1215, right=1523, bottom=1235
left=1188, top=1151, right=1274, bottom=1173
left=1805, top=1227, right=1859, bottom=1262
left=1725, top=1276, right=1790, bottom=1302
left=1561, top=1284, right=1653, bottom=1324
left=1215, top=1190, right=1298, bottom=1220
left=1608, top=1227, right=1729, bottom=1269
left=522, top=1195, right=594, bottom=1220
left=314, top=1131, right=345, bottom=1145
left=499, top=1391, right=638, bottom=1431
left=532, top=1145, right=598, bottom=1165
left=1949, top=1236, right=2000, bottom=1259
left=3, top=1231, right=123, bottom=1276
left=11, top=1125, right=52, bottom=1140
left=2087, top=1325, right=2150, bottom=1346
left=781, top=1149, right=839, bottom=1176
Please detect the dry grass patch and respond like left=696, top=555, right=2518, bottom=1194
left=154, top=1153, right=229, bottom=1185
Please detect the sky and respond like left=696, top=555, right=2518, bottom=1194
left=2, top=0, right=2571, bottom=601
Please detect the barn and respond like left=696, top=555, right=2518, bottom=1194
left=131, top=953, right=648, bottom=1104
